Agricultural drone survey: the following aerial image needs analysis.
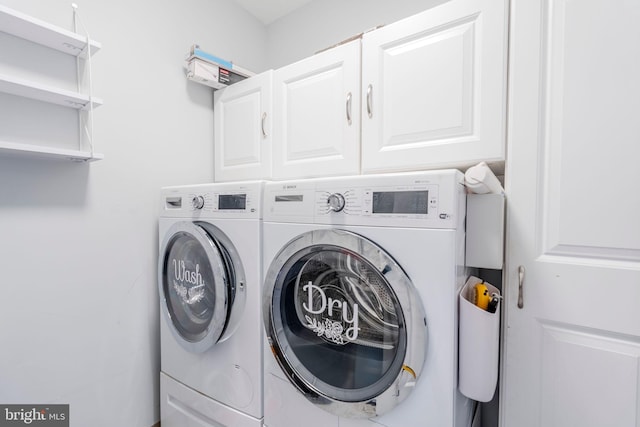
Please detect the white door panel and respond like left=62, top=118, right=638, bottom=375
left=282, top=65, right=346, bottom=160
left=272, top=40, right=360, bottom=180
left=375, top=19, right=474, bottom=146
left=503, top=0, right=640, bottom=425
left=214, top=71, right=272, bottom=182
left=539, top=324, right=640, bottom=427
left=361, top=0, right=508, bottom=173
left=221, top=93, right=261, bottom=166
left=540, top=0, right=640, bottom=261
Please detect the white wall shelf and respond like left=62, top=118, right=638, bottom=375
left=0, top=4, right=101, bottom=57
left=0, top=4, right=102, bottom=162
left=0, top=73, right=103, bottom=110
left=0, top=141, right=103, bottom=162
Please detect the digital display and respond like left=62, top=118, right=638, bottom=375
left=372, top=191, right=428, bottom=214
left=218, top=194, right=246, bottom=210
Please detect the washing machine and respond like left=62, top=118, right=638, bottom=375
left=158, top=181, right=263, bottom=427
left=261, top=170, right=474, bottom=427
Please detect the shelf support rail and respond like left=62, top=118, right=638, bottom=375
left=72, top=3, right=96, bottom=161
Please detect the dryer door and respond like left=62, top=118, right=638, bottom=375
left=263, top=229, right=427, bottom=418
left=159, top=221, right=245, bottom=353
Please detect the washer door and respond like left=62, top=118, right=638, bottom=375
left=263, top=229, right=427, bottom=418
left=159, top=221, right=245, bottom=353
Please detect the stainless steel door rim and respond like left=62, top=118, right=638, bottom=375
left=159, top=221, right=246, bottom=353
left=263, top=228, right=427, bottom=418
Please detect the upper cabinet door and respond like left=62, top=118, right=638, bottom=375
left=214, top=70, right=272, bottom=182
left=361, top=0, right=508, bottom=173
left=272, top=40, right=361, bottom=180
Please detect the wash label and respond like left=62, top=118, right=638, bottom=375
left=172, top=258, right=205, bottom=305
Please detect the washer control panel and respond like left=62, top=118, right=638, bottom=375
left=161, top=182, right=263, bottom=219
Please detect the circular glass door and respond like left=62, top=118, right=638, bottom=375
left=159, top=221, right=242, bottom=353
left=263, top=229, right=427, bottom=418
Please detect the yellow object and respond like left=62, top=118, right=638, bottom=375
left=402, top=365, right=417, bottom=379
left=474, top=283, right=491, bottom=310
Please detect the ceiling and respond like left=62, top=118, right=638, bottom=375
left=233, top=0, right=313, bottom=25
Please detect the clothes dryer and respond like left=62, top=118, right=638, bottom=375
left=158, top=181, right=263, bottom=427
left=262, top=171, right=473, bottom=427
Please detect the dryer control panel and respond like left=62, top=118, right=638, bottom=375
left=315, top=185, right=440, bottom=219
left=264, top=170, right=464, bottom=229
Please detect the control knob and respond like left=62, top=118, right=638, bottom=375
left=192, top=195, right=205, bottom=210
left=327, top=193, right=346, bottom=212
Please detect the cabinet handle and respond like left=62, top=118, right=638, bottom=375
left=346, top=92, right=352, bottom=125
left=517, top=265, right=525, bottom=309
left=261, top=112, right=267, bottom=138
left=366, top=84, right=373, bottom=118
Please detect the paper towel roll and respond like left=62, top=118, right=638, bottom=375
left=464, top=162, right=504, bottom=194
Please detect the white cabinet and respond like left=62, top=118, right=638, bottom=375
left=361, top=0, right=508, bottom=173
left=212, top=0, right=508, bottom=181
left=0, top=5, right=102, bottom=162
left=271, top=40, right=361, bottom=180
left=214, top=70, right=272, bottom=182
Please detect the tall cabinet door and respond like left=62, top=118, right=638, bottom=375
left=214, top=70, right=272, bottom=182
left=361, top=0, right=508, bottom=173
left=502, top=1, right=640, bottom=426
left=272, top=40, right=360, bottom=180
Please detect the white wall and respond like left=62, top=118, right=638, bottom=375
left=265, top=0, right=448, bottom=69
left=0, top=1, right=478, bottom=426
left=0, top=0, right=266, bottom=426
